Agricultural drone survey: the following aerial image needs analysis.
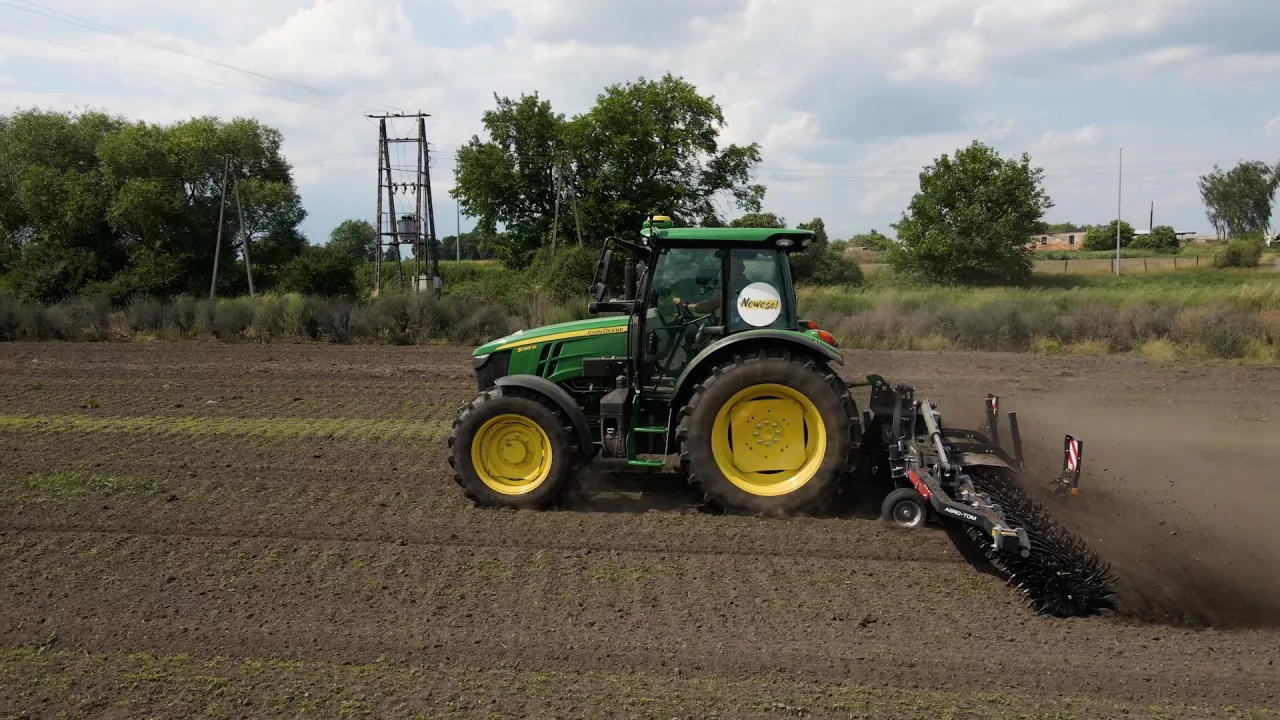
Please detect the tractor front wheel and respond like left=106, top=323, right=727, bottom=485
left=449, top=386, right=577, bottom=509
left=677, top=351, right=857, bottom=516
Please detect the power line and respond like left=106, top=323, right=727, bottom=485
left=0, top=27, right=359, bottom=116
left=1, top=0, right=392, bottom=114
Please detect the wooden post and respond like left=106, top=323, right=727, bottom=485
left=549, top=163, right=560, bottom=256
left=234, top=178, right=255, bottom=297
left=210, top=155, right=230, bottom=300
left=1143, top=258, right=1148, bottom=272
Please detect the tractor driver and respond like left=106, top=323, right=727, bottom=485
left=673, top=255, right=750, bottom=318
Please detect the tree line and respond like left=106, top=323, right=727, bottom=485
left=0, top=110, right=328, bottom=303
left=4, top=76, right=1275, bottom=303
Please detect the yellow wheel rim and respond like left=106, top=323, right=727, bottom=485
left=471, top=414, right=554, bottom=495
left=710, top=383, right=827, bottom=497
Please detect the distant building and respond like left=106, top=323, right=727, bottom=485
left=1030, top=229, right=1086, bottom=251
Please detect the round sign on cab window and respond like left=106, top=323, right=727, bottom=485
left=736, top=282, right=782, bottom=327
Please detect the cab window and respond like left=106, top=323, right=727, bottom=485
left=726, top=249, right=791, bottom=333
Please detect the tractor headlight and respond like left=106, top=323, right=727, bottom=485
left=776, top=237, right=794, bottom=248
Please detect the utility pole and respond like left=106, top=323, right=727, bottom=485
left=210, top=155, right=230, bottom=300
left=550, top=162, right=561, bottom=256
left=1116, top=147, right=1124, bottom=277
left=567, top=160, right=583, bottom=246
left=234, top=178, right=255, bottom=297
left=456, top=201, right=461, bottom=263
left=370, top=112, right=438, bottom=294
left=1150, top=201, right=1154, bottom=233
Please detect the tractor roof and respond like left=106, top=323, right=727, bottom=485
left=643, top=227, right=815, bottom=243
left=639, top=217, right=816, bottom=247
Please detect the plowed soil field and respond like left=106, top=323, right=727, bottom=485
left=2, top=343, right=1278, bottom=719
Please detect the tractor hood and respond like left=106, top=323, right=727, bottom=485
left=473, top=315, right=630, bottom=357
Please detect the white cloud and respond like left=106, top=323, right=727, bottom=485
left=2, top=0, right=1278, bottom=241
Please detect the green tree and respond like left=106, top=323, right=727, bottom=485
left=1043, top=221, right=1079, bottom=233
left=277, top=245, right=360, bottom=299
left=328, top=219, right=377, bottom=262
left=452, top=93, right=563, bottom=268
left=452, top=75, right=766, bottom=267
left=796, top=217, right=828, bottom=248
left=1199, top=161, right=1279, bottom=238
left=1082, top=220, right=1136, bottom=251
left=889, top=141, right=1051, bottom=286
left=0, top=109, right=306, bottom=302
left=568, top=75, right=765, bottom=239
left=730, top=212, right=786, bottom=228
left=850, top=230, right=895, bottom=251
left=1130, top=225, right=1179, bottom=252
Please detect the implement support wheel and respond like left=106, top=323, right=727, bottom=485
left=881, top=488, right=928, bottom=530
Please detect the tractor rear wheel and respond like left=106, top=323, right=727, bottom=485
left=449, top=386, right=577, bottom=509
left=677, top=351, right=857, bottom=516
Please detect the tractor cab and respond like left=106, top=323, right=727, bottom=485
left=589, top=216, right=820, bottom=400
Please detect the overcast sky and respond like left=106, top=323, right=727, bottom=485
left=2, top=0, right=1278, bottom=242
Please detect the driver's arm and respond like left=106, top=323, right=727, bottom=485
left=675, top=296, right=721, bottom=314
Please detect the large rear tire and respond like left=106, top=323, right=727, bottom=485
left=449, top=386, right=578, bottom=509
left=676, top=350, right=857, bottom=516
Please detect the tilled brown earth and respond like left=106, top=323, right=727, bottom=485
left=2, top=343, right=1279, bottom=718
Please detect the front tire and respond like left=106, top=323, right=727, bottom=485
left=449, top=386, right=577, bottom=509
left=677, top=351, right=857, bottom=516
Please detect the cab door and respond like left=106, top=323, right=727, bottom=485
left=639, top=247, right=724, bottom=393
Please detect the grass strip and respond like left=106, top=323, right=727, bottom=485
left=1, top=471, right=165, bottom=506
left=1, top=647, right=1264, bottom=720
left=0, top=414, right=451, bottom=441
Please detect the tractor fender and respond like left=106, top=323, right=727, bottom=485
left=672, top=330, right=843, bottom=406
left=494, top=375, right=596, bottom=460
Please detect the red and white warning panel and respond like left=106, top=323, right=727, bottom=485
left=1062, top=435, right=1084, bottom=494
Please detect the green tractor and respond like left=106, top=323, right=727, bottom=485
left=450, top=217, right=1114, bottom=618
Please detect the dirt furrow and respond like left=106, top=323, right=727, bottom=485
left=3, top=532, right=1276, bottom=708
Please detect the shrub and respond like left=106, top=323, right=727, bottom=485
left=1082, top=220, right=1136, bottom=251
left=1130, top=225, right=1179, bottom=252
left=0, top=293, right=20, bottom=340
left=165, top=296, right=201, bottom=333
left=793, top=246, right=864, bottom=287
left=299, top=296, right=355, bottom=342
left=278, top=246, right=361, bottom=299
left=1213, top=238, right=1264, bottom=269
left=251, top=296, right=296, bottom=339
left=45, top=296, right=112, bottom=341
left=527, top=245, right=598, bottom=302
left=445, top=296, right=512, bottom=344
left=125, top=297, right=166, bottom=332
left=208, top=298, right=255, bottom=339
